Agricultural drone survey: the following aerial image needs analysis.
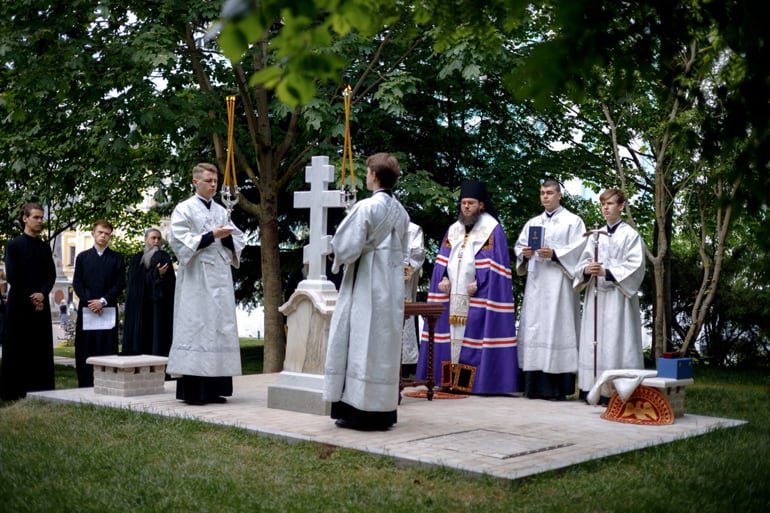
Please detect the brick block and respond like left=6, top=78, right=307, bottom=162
left=86, top=355, right=168, bottom=397
left=642, top=377, right=694, bottom=417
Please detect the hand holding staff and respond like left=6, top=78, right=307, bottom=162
left=583, top=223, right=611, bottom=381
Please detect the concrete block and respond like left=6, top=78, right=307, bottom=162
left=642, top=377, right=694, bottom=417
left=87, top=354, right=168, bottom=397
left=267, top=371, right=330, bottom=416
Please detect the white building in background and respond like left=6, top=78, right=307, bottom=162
left=50, top=225, right=101, bottom=311
left=236, top=306, right=265, bottom=339
left=564, top=178, right=599, bottom=202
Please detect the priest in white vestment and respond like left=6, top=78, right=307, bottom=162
left=166, top=162, right=245, bottom=405
left=401, top=222, right=425, bottom=378
left=574, top=188, right=646, bottom=402
left=515, top=180, right=586, bottom=400
left=323, top=152, right=410, bottom=431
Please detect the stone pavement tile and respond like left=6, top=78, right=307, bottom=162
left=29, top=373, right=746, bottom=481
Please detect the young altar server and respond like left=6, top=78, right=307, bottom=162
left=323, top=152, right=410, bottom=431
left=574, top=188, right=646, bottom=402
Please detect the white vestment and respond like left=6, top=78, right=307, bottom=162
left=166, top=196, right=245, bottom=377
left=401, top=222, right=425, bottom=365
left=574, top=222, right=646, bottom=392
left=514, top=207, right=586, bottom=373
left=323, top=191, right=409, bottom=412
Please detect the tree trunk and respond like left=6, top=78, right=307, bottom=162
left=258, top=200, right=286, bottom=374
left=651, top=159, right=674, bottom=360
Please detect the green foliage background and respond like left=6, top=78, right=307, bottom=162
left=1, top=0, right=768, bottom=366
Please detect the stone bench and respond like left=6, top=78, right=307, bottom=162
left=86, top=355, right=169, bottom=397
left=642, top=376, right=694, bottom=417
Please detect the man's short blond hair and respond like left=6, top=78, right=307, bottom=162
left=192, top=162, right=218, bottom=179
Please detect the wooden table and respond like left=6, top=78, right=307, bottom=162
left=399, top=301, right=446, bottom=403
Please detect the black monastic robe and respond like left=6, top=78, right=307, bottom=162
left=0, top=233, right=56, bottom=400
left=121, top=250, right=175, bottom=356
left=72, top=246, right=126, bottom=387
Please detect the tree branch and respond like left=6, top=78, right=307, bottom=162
left=183, top=23, right=225, bottom=164
left=681, top=175, right=741, bottom=354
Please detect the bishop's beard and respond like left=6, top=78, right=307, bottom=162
left=141, top=245, right=159, bottom=269
left=458, top=212, right=480, bottom=227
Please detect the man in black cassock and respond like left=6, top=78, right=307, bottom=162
left=122, top=228, right=175, bottom=356
left=0, top=203, right=57, bottom=400
left=0, top=271, right=6, bottom=349
left=73, top=219, right=126, bottom=388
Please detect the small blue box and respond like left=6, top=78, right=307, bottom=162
left=657, top=357, right=693, bottom=379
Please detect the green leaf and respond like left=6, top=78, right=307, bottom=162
left=276, top=74, right=315, bottom=108
left=248, top=66, right=285, bottom=89
left=218, top=22, right=250, bottom=64
left=218, top=13, right=266, bottom=64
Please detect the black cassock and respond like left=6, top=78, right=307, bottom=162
left=121, top=250, right=175, bottom=356
left=72, top=247, right=126, bottom=388
left=0, top=233, right=56, bottom=400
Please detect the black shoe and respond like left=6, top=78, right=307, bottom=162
left=334, top=418, right=392, bottom=431
left=335, top=418, right=356, bottom=429
left=209, top=396, right=227, bottom=404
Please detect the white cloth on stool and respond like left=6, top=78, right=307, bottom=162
left=587, top=369, right=657, bottom=405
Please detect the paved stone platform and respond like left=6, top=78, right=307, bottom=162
left=29, top=373, right=745, bottom=481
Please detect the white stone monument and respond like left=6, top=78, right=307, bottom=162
left=267, top=156, right=344, bottom=415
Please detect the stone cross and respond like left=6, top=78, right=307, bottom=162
left=293, top=156, right=344, bottom=285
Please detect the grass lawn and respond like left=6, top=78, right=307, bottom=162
left=1, top=355, right=768, bottom=512
left=53, top=337, right=264, bottom=380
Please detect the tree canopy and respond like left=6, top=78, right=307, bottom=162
left=2, top=0, right=768, bottom=368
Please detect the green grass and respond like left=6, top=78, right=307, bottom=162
left=239, top=337, right=264, bottom=374
left=53, top=345, right=75, bottom=358
left=52, top=338, right=264, bottom=385
left=1, top=364, right=768, bottom=512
